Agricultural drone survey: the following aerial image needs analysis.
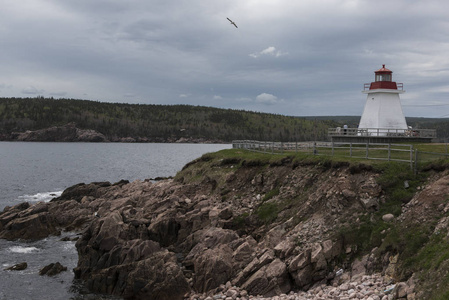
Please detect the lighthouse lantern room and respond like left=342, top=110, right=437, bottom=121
left=358, top=65, right=408, bottom=132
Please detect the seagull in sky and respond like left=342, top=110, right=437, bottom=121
left=227, top=17, right=238, bottom=28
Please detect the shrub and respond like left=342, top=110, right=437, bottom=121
left=263, top=188, right=280, bottom=201
left=256, top=202, right=278, bottom=224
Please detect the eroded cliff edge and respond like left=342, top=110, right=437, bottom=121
left=1, top=150, right=449, bottom=299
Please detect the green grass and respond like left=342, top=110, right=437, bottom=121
left=256, top=202, right=279, bottom=224
left=263, top=188, right=280, bottom=201
left=399, top=231, right=449, bottom=299
left=375, top=162, right=423, bottom=210
left=232, top=212, right=249, bottom=229
left=337, top=161, right=429, bottom=261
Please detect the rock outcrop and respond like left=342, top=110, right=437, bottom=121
left=1, top=155, right=447, bottom=299
left=4, top=123, right=225, bottom=143
left=5, top=262, right=28, bottom=271
left=39, top=262, right=67, bottom=276
left=11, top=123, right=107, bottom=142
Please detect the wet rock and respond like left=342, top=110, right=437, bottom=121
left=5, top=262, right=27, bottom=271
left=75, top=238, right=190, bottom=300
left=39, top=262, right=67, bottom=276
left=52, top=182, right=111, bottom=203
left=0, top=211, right=59, bottom=240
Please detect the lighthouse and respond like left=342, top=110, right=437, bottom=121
left=358, top=65, right=408, bottom=134
left=329, top=65, right=436, bottom=143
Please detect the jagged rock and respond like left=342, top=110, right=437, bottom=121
left=148, top=217, right=181, bottom=247
left=192, top=245, right=233, bottom=292
left=183, top=228, right=240, bottom=292
left=241, top=258, right=291, bottom=297
left=39, top=262, right=67, bottom=276
left=273, top=239, right=296, bottom=259
left=321, top=239, right=342, bottom=260
left=75, top=238, right=190, bottom=299
left=5, top=262, right=27, bottom=271
left=360, top=197, right=380, bottom=211
left=260, top=224, right=286, bottom=249
left=232, top=238, right=257, bottom=270
left=0, top=211, right=59, bottom=240
left=0, top=202, right=30, bottom=229
left=351, top=254, right=369, bottom=279
left=233, top=250, right=275, bottom=287
left=52, top=182, right=111, bottom=203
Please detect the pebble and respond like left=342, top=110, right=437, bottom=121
left=186, top=273, right=400, bottom=300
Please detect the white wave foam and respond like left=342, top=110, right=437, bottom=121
left=17, top=190, right=63, bottom=203
left=8, top=246, right=40, bottom=254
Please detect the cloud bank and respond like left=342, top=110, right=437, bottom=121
left=1, top=0, right=449, bottom=117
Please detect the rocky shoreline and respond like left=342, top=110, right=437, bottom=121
left=1, top=153, right=448, bottom=299
left=186, top=273, right=411, bottom=300
left=1, top=123, right=225, bottom=143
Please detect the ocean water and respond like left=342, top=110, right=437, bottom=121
left=0, top=142, right=231, bottom=300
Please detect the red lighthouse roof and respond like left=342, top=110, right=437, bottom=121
left=375, top=64, right=392, bottom=73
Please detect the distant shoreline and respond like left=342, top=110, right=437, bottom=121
left=0, top=123, right=227, bottom=144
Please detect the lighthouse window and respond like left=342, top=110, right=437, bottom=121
left=376, top=74, right=391, bottom=81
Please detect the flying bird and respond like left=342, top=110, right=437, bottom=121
left=227, top=17, right=238, bottom=28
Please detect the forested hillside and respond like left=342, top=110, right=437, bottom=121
left=2, top=97, right=447, bottom=142
left=0, top=97, right=336, bottom=142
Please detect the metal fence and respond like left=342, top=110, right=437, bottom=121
left=328, top=127, right=437, bottom=138
left=232, top=140, right=325, bottom=154
left=232, top=140, right=449, bottom=172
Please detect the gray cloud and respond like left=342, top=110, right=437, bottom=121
left=22, top=86, right=45, bottom=95
left=1, top=0, right=449, bottom=117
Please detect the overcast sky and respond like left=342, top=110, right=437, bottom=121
left=1, top=0, right=449, bottom=117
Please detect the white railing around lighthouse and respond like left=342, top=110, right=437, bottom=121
left=328, top=127, right=436, bottom=138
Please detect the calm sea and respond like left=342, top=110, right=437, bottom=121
left=0, top=142, right=231, bottom=300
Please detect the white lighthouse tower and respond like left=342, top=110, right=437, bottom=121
left=358, top=65, right=408, bottom=134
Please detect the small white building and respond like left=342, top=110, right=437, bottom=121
left=358, top=65, right=408, bottom=134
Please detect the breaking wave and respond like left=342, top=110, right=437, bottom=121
left=17, top=191, right=63, bottom=204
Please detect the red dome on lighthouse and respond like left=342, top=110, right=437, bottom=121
left=375, top=64, right=392, bottom=73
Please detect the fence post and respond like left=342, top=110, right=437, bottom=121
left=281, top=142, right=284, bottom=154
left=350, top=143, right=352, bottom=157
left=296, top=141, right=298, bottom=153
left=414, top=148, right=418, bottom=174
left=365, top=141, right=369, bottom=159
left=388, top=143, right=391, bottom=161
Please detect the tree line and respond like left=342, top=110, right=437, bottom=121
left=2, top=97, right=447, bottom=142
left=0, top=97, right=338, bottom=142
